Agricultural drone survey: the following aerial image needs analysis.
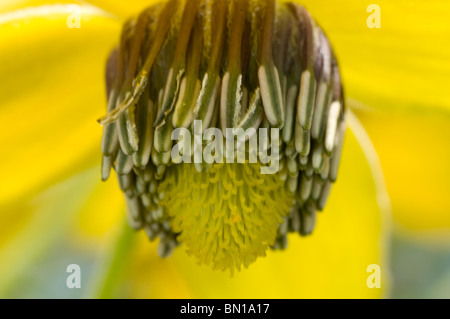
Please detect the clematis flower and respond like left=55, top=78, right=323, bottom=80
left=0, top=0, right=448, bottom=299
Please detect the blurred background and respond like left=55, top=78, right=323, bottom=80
left=0, top=0, right=449, bottom=298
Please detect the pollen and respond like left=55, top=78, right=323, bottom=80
left=159, top=162, right=292, bottom=273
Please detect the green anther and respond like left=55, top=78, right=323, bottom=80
left=258, top=0, right=284, bottom=128
left=311, top=176, right=323, bottom=201
left=133, top=96, right=154, bottom=168
left=320, top=156, right=330, bottom=181
left=325, top=101, right=341, bottom=155
left=117, top=173, right=133, bottom=193
left=282, top=84, right=298, bottom=143
left=220, top=0, right=248, bottom=129
left=116, top=103, right=139, bottom=155
left=297, top=69, right=316, bottom=130
left=154, top=0, right=200, bottom=128
left=259, top=64, right=285, bottom=127
left=299, top=174, right=313, bottom=202
left=234, top=88, right=263, bottom=132
left=318, top=181, right=332, bottom=211
left=101, top=88, right=120, bottom=156
left=221, top=72, right=243, bottom=129
left=125, top=194, right=144, bottom=230
left=300, top=208, right=316, bottom=236
left=101, top=155, right=113, bottom=181
left=294, top=120, right=310, bottom=156
left=311, top=81, right=330, bottom=139
left=116, top=149, right=134, bottom=175
left=195, top=74, right=221, bottom=131
left=329, top=118, right=346, bottom=182
left=153, top=115, right=174, bottom=154
left=172, top=19, right=203, bottom=128
left=194, top=0, right=226, bottom=130
left=312, top=142, right=324, bottom=173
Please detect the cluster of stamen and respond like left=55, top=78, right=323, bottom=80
left=99, top=0, right=346, bottom=272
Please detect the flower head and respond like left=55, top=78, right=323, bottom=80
left=100, top=0, right=346, bottom=272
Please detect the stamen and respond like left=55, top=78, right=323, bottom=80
left=194, top=0, right=227, bottom=130
left=312, top=142, right=324, bottom=172
left=282, top=84, right=298, bottom=143
left=318, top=180, right=332, bottom=211
left=125, top=194, right=144, bottom=230
left=300, top=208, right=316, bottom=236
left=101, top=155, right=113, bottom=181
left=172, top=18, right=203, bottom=128
left=133, top=95, right=154, bottom=168
left=154, top=0, right=200, bottom=128
left=329, top=115, right=346, bottom=182
left=115, top=149, right=134, bottom=175
left=234, top=88, right=263, bottom=132
left=116, top=103, right=139, bottom=155
left=258, top=0, right=284, bottom=127
left=297, top=70, right=316, bottom=130
left=220, top=0, right=248, bottom=130
left=299, top=174, right=313, bottom=202
left=325, top=101, right=341, bottom=154
left=295, top=122, right=310, bottom=156
left=101, top=89, right=119, bottom=156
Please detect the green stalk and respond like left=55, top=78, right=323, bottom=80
left=86, top=220, right=135, bottom=299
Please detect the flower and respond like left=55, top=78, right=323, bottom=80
left=100, top=0, right=348, bottom=274
left=1, top=0, right=448, bottom=298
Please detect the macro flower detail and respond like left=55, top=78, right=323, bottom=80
left=99, top=0, right=346, bottom=273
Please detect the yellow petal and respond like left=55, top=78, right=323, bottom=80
left=106, top=124, right=389, bottom=298
left=0, top=0, right=395, bottom=298
left=0, top=5, right=120, bottom=205
left=84, top=0, right=157, bottom=19
left=0, top=0, right=83, bottom=13
left=298, top=0, right=450, bottom=114
left=74, top=173, right=125, bottom=244
left=354, top=107, right=450, bottom=233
